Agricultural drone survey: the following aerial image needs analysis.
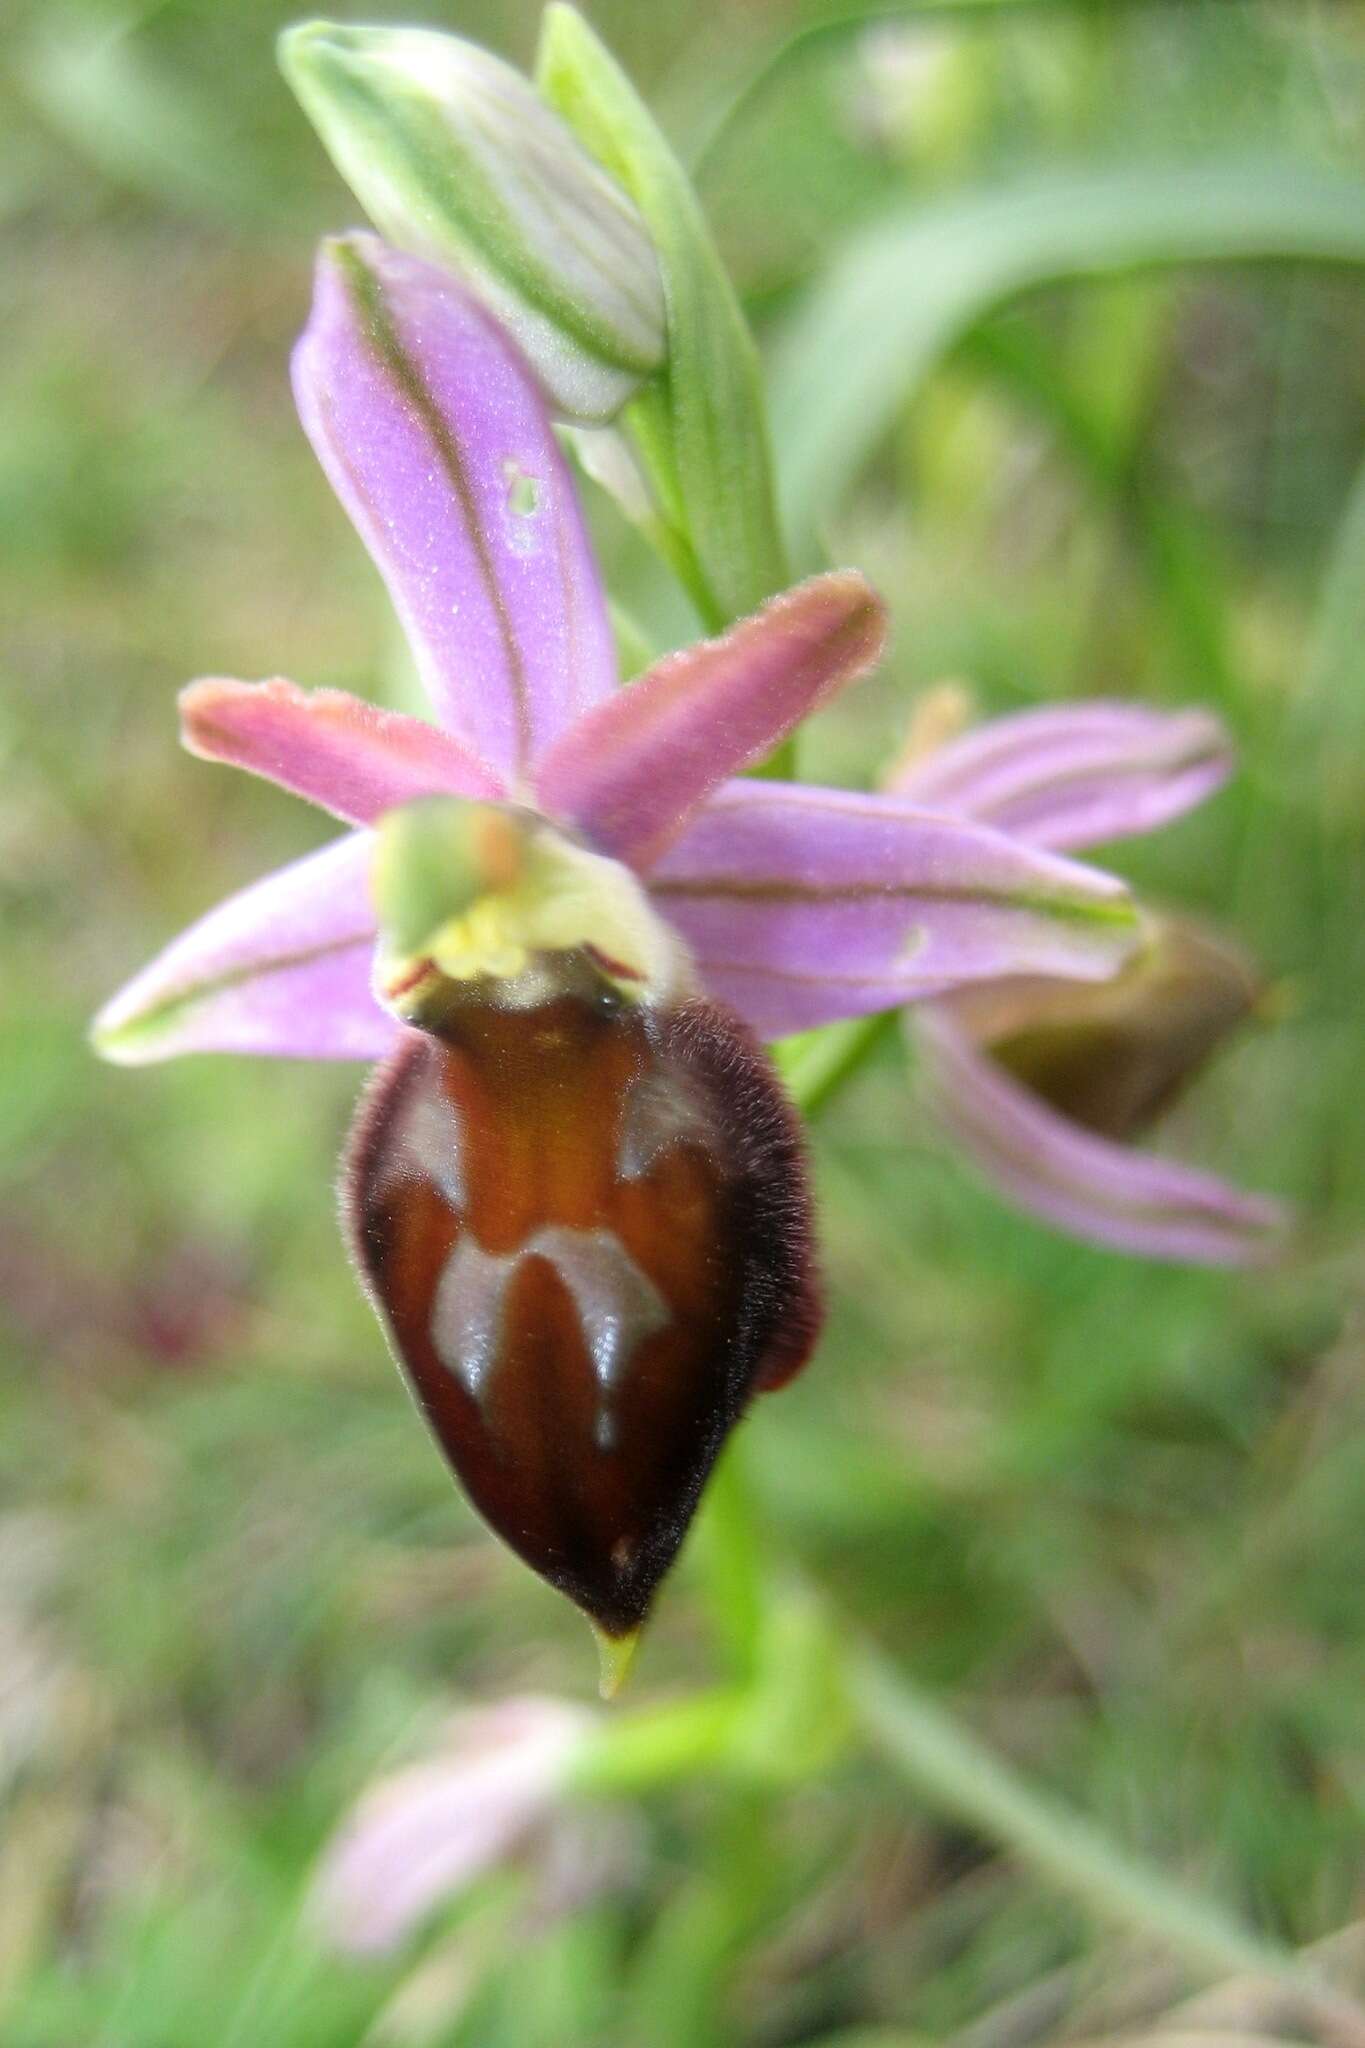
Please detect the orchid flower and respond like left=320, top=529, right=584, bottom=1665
left=891, top=699, right=1288, bottom=1265
left=92, top=241, right=1136, bottom=1069
left=311, top=1697, right=629, bottom=1954
left=93, top=233, right=1141, bottom=1660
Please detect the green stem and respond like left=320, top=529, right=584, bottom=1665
left=848, top=1642, right=1365, bottom=2040
left=695, top=1009, right=1362, bottom=2019
left=624, top=383, right=728, bottom=630
left=692, top=1435, right=766, bottom=1680
left=625, top=1783, right=779, bottom=2048
left=779, top=1010, right=898, bottom=1119
left=688, top=1011, right=894, bottom=1668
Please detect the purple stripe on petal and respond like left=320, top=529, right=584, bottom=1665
left=181, top=678, right=505, bottom=825
left=92, top=833, right=396, bottom=1063
left=293, top=235, right=617, bottom=786
left=891, top=702, right=1232, bottom=851
left=535, top=574, right=887, bottom=867
left=915, top=1007, right=1287, bottom=1265
left=650, top=780, right=1138, bottom=1039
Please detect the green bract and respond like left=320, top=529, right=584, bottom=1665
left=537, top=5, right=789, bottom=626
left=278, top=19, right=666, bottom=422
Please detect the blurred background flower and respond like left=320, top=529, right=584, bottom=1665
left=310, top=1696, right=636, bottom=1956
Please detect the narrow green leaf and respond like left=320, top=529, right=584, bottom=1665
left=538, top=4, right=789, bottom=625
left=851, top=1641, right=1363, bottom=2031
left=20, top=16, right=267, bottom=220
left=773, top=161, right=1365, bottom=560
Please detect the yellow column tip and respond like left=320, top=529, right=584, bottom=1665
left=593, top=1623, right=642, bottom=1700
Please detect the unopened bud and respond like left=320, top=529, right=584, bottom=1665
left=279, top=21, right=666, bottom=421
left=952, top=919, right=1260, bottom=1141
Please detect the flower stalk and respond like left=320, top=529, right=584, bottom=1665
left=538, top=4, right=791, bottom=624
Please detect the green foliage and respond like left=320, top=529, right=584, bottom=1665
left=3, top=0, right=1365, bottom=2043
left=773, top=161, right=1365, bottom=561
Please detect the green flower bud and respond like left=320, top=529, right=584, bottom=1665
left=279, top=21, right=666, bottom=422
left=956, top=918, right=1260, bottom=1142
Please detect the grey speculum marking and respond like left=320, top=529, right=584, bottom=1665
left=431, top=1237, right=512, bottom=1399
left=431, top=1226, right=669, bottom=1450
left=390, top=1086, right=466, bottom=1210
left=412, top=1084, right=676, bottom=1449
left=616, top=1062, right=715, bottom=1183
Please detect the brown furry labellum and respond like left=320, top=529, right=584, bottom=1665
left=343, top=970, right=820, bottom=1643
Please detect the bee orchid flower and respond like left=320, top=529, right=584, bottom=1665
left=891, top=699, right=1288, bottom=1265
left=94, top=233, right=1141, bottom=1663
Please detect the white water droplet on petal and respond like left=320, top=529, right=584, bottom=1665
left=502, top=460, right=543, bottom=554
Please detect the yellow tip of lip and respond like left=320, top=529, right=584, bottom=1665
left=592, top=1623, right=641, bottom=1701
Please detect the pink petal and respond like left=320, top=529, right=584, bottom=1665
left=92, top=833, right=396, bottom=1064
left=890, top=701, right=1232, bottom=851
left=312, top=1699, right=590, bottom=1956
left=650, top=781, right=1137, bottom=1040
left=915, top=1007, right=1287, bottom=1265
left=293, top=234, right=617, bottom=787
left=535, top=573, right=887, bottom=868
left=181, top=678, right=505, bottom=825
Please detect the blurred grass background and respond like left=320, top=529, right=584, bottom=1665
left=3, top=0, right=1365, bottom=2042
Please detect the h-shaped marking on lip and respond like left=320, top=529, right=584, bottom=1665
left=391, top=1068, right=688, bottom=1447
left=432, top=1226, right=670, bottom=1448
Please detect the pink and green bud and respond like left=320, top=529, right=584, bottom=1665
left=954, top=919, right=1261, bottom=1142
left=895, top=701, right=1287, bottom=1265
left=279, top=21, right=665, bottom=422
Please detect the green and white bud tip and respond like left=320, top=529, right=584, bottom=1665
left=279, top=20, right=666, bottom=422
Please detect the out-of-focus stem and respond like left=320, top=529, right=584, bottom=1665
left=780, top=1010, right=897, bottom=1119
left=848, top=1641, right=1365, bottom=2047
left=624, top=384, right=727, bottom=631
left=692, top=1006, right=893, bottom=1668
left=692, top=1436, right=765, bottom=1679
